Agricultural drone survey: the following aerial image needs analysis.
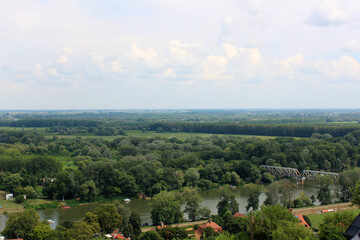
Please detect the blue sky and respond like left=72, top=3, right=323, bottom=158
left=1, top=0, right=360, bottom=109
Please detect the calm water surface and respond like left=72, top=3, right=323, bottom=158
left=0, top=183, right=318, bottom=231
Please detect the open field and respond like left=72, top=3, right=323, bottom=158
left=306, top=208, right=360, bottom=229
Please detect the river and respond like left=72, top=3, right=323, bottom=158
left=0, top=183, right=319, bottom=231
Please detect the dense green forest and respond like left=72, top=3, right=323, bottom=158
left=2, top=110, right=360, bottom=239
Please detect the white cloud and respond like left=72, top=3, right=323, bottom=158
left=201, top=55, right=229, bottom=81
left=326, top=56, right=360, bottom=81
left=128, top=44, right=159, bottom=68
left=305, top=0, right=348, bottom=27
left=343, top=40, right=360, bottom=52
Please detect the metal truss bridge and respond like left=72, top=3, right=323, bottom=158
left=260, top=165, right=340, bottom=180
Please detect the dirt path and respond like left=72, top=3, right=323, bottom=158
left=292, top=202, right=358, bottom=215
left=141, top=220, right=208, bottom=232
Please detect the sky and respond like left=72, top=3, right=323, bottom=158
left=1, top=0, right=360, bottom=109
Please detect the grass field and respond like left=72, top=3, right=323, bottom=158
left=306, top=209, right=360, bottom=229
left=0, top=127, right=279, bottom=140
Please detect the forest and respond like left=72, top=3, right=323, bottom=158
left=1, top=109, right=360, bottom=239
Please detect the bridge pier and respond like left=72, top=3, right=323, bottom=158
left=296, top=177, right=306, bottom=185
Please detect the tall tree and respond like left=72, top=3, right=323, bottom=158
left=183, top=187, right=203, bottom=221
left=151, top=191, right=183, bottom=225
left=93, top=204, right=122, bottom=233
left=243, top=183, right=262, bottom=211
left=315, top=175, right=333, bottom=205
left=2, top=209, right=40, bottom=239
left=217, top=185, right=239, bottom=217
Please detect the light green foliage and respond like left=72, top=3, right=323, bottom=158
left=251, top=205, right=298, bottom=239
left=184, top=168, right=200, bottom=187
left=272, top=220, right=317, bottom=240
left=319, top=211, right=356, bottom=240
left=93, top=204, right=122, bottom=233
left=151, top=191, right=183, bottom=225
left=28, top=224, right=52, bottom=240
left=243, top=183, right=262, bottom=211
left=67, top=222, right=95, bottom=240
left=183, top=187, right=203, bottom=221
left=83, top=212, right=101, bottom=234
left=1, top=208, right=40, bottom=239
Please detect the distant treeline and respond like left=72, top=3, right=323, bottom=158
left=0, top=119, right=101, bottom=128
left=149, top=122, right=360, bottom=137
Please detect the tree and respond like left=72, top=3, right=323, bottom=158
left=319, top=211, right=356, bottom=240
left=264, top=181, right=279, bottom=206
left=67, top=222, right=95, bottom=240
left=129, top=211, right=142, bottom=239
left=83, top=212, right=101, bottom=234
left=278, top=180, right=295, bottom=208
left=199, top=206, right=211, bottom=219
left=79, top=180, right=99, bottom=201
left=183, top=187, right=203, bottom=221
left=315, top=175, right=333, bottom=205
left=93, top=204, right=122, bottom=233
left=2, top=209, right=40, bottom=239
left=243, top=183, right=262, bottom=211
left=250, top=205, right=297, bottom=240
left=156, top=226, right=188, bottom=240
left=217, top=186, right=239, bottom=217
left=272, top=220, right=317, bottom=240
left=151, top=191, right=183, bottom=225
left=202, top=226, right=218, bottom=240
left=184, top=168, right=200, bottom=187
left=28, top=224, right=52, bottom=240
left=139, top=230, right=163, bottom=240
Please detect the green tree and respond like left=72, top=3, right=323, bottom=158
left=183, top=187, right=203, bottom=221
left=243, top=183, right=262, bottom=211
left=184, top=168, right=200, bottom=187
left=278, top=180, right=295, bottom=208
left=93, top=204, right=122, bottom=233
left=67, top=222, right=95, bottom=240
left=264, top=181, right=279, bottom=206
left=2, top=209, right=40, bottom=239
left=217, top=186, right=239, bottom=217
left=272, top=220, right=317, bottom=240
left=79, top=180, right=99, bottom=201
left=156, top=226, right=188, bottom=240
left=83, top=212, right=101, bottom=234
left=151, top=191, right=183, bottom=225
left=315, top=175, right=333, bottom=205
left=129, top=211, right=142, bottom=239
left=28, top=224, right=52, bottom=240
left=139, top=230, right=163, bottom=240
left=319, top=211, right=356, bottom=240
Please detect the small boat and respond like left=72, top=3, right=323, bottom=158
left=144, top=197, right=151, bottom=200
left=47, top=219, right=55, bottom=224
left=61, top=206, right=70, bottom=209
left=123, top=198, right=131, bottom=203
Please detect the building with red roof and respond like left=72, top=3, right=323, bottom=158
left=195, top=220, right=222, bottom=240
left=233, top=212, right=247, bottom=218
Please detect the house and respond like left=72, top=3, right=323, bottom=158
left=233, top=212, right=247, bottom=218
left=195, top=220, right=222, bottom=240
left=5, top=194, right=13, bottom=201
left=345, top=213, right=360, bottom=239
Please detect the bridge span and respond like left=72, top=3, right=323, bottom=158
left=260, top=165, right=340, bottom=180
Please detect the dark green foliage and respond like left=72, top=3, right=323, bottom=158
left=1, top=209, right=40, bottom=239
left=93, top=204, right=122, bottom=233
left=156, top=226, right=188, bottom=240
left=217, top=186, right=239, bottom=217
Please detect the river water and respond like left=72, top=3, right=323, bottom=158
left=0, top=183, right=318, bottom=231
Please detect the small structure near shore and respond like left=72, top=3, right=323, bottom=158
left=195, top=220, right=222, bottom=240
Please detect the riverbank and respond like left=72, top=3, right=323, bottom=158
left=292, top=202, right=358, bottom=215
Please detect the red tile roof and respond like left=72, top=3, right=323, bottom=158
left=233, top=212, right=247, bottom=218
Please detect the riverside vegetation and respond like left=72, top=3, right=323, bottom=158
left=2, top=109, right=360, bottom=239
